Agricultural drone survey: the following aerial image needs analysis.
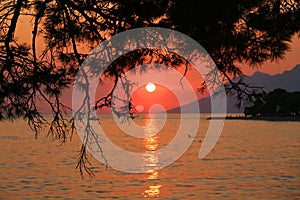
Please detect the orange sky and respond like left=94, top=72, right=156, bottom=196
left=240, top=34, right=300, bottom=76
left=15, top=16, right=300, bottom=113
left=16, top=15, right=300, bottom=76
left=131, top=84, right=179, bottom=113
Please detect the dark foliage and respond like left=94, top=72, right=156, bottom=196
left=1, top=0, right=299, bottom=175
left=244, top=89, right=300, bottom=117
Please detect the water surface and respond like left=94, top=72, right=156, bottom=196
left=0, top=114, right=299, bottom=199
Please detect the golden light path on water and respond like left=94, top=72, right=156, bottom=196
left=142, top=118, right=162, bottom=198
left=1, top=115, right=300, bottom=198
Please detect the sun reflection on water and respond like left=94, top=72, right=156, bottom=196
left=142, top=117, right=162, bottom=198
left=142, top=169, right=162, bottom=198
left=147, top=170, right=159, bottom=180
left=142, top=184, right=162, bottom=198
left=144, top=137, right=159, bottom=151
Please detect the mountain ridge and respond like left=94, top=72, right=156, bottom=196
left=168, top=64, right=300, bottom=113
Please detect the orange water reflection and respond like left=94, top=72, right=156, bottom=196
left=142, top=118, right=162, bottom=198
left=147, top=170, right=159, bottom=180
left=143, top=184, right=162, bottom=198
left=142, top=169, right=162, bottom=198
left=144, top=137, right=158, bottom=151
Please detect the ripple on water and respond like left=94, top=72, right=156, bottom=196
left=1, top=117, right=300, bottom=199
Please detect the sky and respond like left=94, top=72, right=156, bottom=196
left=16, top=15, right=300, bottom=76
left=15, top=15, right=300, bottom=113
left=240, top=34, right=300, bottom=76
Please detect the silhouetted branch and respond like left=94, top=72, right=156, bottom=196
left=0, top=0, right=299, bottom=177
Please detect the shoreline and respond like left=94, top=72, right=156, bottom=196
left=207, top=115, right=300, bottom=122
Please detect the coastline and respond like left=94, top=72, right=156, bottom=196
left=207, top=115, right=300, bottom=122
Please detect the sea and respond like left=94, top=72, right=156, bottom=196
left=0, top=114, right=299, bottom=199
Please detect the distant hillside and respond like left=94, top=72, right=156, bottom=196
left=168, top=64, right=300, bottom=113
left=243, top=64, right=300, bottom=92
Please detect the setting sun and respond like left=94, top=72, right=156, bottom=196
left=146, top=83, right=156, bottom=93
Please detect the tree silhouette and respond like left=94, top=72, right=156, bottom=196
left=1, top=0, right=299, bottom=175
left=160, top=0, right=300, bottom=105
left=244, top=89, right=300, bottom=117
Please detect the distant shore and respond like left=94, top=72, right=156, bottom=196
left=207, top=115, right=300, bottom=122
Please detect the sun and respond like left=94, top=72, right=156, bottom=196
left=146, top=82, right=156, bottom=93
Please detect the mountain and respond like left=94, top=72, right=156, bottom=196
left=168, top=64, right=300, bottom=113
left=243, top=64, right=300, bottom=92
